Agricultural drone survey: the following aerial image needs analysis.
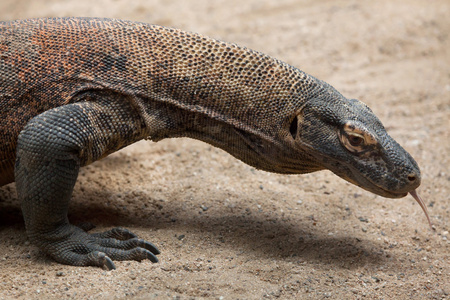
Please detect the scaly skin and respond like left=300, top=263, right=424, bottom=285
left=0, top=18, right=429, bottom=269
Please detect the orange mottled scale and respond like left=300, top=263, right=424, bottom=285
left=0, top=17, right=318, bottom=186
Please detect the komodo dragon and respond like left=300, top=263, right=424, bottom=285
left=0, top=17, right=431, bottom=270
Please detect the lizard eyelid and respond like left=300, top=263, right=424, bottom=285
left=339, top=122, right=378, bottom=154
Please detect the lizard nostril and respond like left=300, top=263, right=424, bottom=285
left=407, top=174, right=417, bottom=182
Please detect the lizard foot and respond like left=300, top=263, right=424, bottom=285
left=35, top=225, right=160, bottom=270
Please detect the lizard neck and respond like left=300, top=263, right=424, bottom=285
left=139, top=99, right=323, bottom=174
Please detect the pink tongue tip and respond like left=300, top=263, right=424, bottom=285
left=409, top=190, right=433, bottom=229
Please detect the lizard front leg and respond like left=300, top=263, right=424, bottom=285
left=15, top=91, right=160, bottom=270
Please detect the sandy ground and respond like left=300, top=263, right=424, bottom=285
left=0, top=0, right=449, bottom=299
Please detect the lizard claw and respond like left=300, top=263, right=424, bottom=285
left=103, top=255, right=116, bottom=270
left=86, top=251, right=116, bottom=270
left=33, top=225, right=160, bottom=269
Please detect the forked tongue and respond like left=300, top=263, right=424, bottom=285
left=409, top=190, right=433, bottom=229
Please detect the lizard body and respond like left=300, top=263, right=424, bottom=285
left=0, top=18, right=428, bottom=269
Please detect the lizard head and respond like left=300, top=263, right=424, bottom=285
left=282, top=87, right=432, bottom=227
left=289, top=96, right=421, bottom=199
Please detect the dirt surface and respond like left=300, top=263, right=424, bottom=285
left=0, top=0, right=449, bottom=299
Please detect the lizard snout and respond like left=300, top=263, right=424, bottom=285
left=406, top=171, right=421, bottom=187
left=397, top=170, right=421, bottom=193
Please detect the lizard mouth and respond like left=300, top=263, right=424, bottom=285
left=329, top=165, right=408, bottom=198
left=354, top=176, right=410, bottom=199
left=377, top=188, right=408, bottom=198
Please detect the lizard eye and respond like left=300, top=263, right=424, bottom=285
left=347, top=133, right=365, bottom=147
left=339, top=122, right=377, bottom=154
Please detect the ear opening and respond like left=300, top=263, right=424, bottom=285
left=289, top=115, right=298, bottom=139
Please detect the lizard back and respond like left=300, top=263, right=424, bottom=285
left=0, top=17, right=324, bottom=185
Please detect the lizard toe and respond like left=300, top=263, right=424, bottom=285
left=100, top=247, right=159, bottom=263
left=86, top=228, right=160, bottom=264
left=34, top=225, right=160, bottom=269
left=52, top=249, right=116, bottom=270
left=90, top=227, right=138, bottom=240
left=93, top=236, right=160, bottom=255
